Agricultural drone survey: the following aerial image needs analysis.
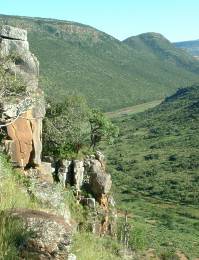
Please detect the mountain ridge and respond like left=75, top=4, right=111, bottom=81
left=0, top=14, right=199, bottom=111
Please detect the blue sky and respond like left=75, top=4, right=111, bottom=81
left=1, top=0, right=198, bottom=42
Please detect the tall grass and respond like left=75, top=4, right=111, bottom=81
left=0, top=154, right=38, bottom=259
left=72, top=232, right=122, bottom=260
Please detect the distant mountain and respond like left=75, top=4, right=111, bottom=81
left=124, top=33, right=199, bottom=72
left=0, top=14, right=199, bottom=111
left=175, top=39, right=199, bottom=58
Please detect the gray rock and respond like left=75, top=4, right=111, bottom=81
left=73, top=160, right=84, bottom=191
left=95, top=150, right=105, bottom=163
left=68, top=253, right=77, bottom=260
left=7, top=208, right=72, bottom=259
left=58, top=160, right=73, bottom=187
left=26, top=169, right=72, bottom=223
left=0, top=37, right=39, bottom=91
left=37, top=162, right=54, bottom=181
left=0, top=25, right=27, bottom=41
left=80, top=197, right=96, bottom=209
left=2, top=102, right=19, bottom=118
left=89, top=159, right=112, bottom=197
left=90, top=171, right=112, bottom=197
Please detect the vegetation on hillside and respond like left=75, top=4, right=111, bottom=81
left=43, top=96, right=118, bottom=158
left=0, top=153, right=124, bottom=259
left=101, top=85, right=199, bottom=258
left=0, top=154, right=38, bottom=258
left=0, top=15, right=199, bottom=111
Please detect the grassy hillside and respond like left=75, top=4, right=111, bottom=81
left=104, top=84, right=199, bottom=204
left=175, top=39, right=199, bottom=57
left=124, top=32, right=199, bottom=72
left=101, top=85, right=199, bottom=258
left=0, top=15, right=199, bottom=111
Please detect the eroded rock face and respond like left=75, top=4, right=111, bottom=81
left=73, top=160, right=84, bottom=191
left=57, top=153, right=112, bottom=199
left=6, top=113, right=33, bottom=167
left=0, top=25, right=27, bottom=40
left=8, top=208, right=72, bottom=259
left=0, top=25, right=39, bottom=91
left=25, top=167, right=72, bottom=223
left=0, top=25, right=45, bottom=168
left=55, top=152, right=115, bottom=236
left=57, top=160, right=73, bottom=187
left=88, top=159, right=112, bottom=197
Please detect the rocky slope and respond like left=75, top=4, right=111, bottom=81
left=0, top=26, right=117, bottom=259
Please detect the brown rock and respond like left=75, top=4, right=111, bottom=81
left=30, top=118, right=42, bottom=166
left=6, top=113, right=33, bottom=167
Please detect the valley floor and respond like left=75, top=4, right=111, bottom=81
left=106, top=99, right=163, bottom=118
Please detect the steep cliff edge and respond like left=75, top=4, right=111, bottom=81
left=0, top=25, right=45, bottom=168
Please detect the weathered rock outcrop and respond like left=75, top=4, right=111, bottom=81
left=57, top=152, right=116, bottom=236
left=7, top=208, right=73, bottom=259
left=0, top=25, right=45, bottom=167
left=57, top=152, right=112, bottom=200
left=23, top=167, right=72, bottom=224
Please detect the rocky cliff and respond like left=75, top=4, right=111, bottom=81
left=0, top=25, right=116, bottom=259
left=0, top=25, right=45, bottom=168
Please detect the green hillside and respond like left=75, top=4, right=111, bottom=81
left=102, top=85, right=199, bottom=258
left=0, top=15, right=199, bottom=111
left=175, top=39, right=199, bottom=57
left=104, top=84, right=199, bottom=204
left=124, top=32, right=199, bottom=72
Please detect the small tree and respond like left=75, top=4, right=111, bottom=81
left=43, top=95, right=90, bottom=158
left=89, top=109, right=119, bottom=150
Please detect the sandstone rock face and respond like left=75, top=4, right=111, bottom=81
left=6, top=113, right=33, bottom=167
left=8, top=208, right=72, bottom=259
left=0, top=25, right=45, bottom=168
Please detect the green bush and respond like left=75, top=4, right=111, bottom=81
left=129, top=225, right=147, bottom=250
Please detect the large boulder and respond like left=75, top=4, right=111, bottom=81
left=8, top=208, right=73, bottom=259
left=88, top=159, right=112, bottom=198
